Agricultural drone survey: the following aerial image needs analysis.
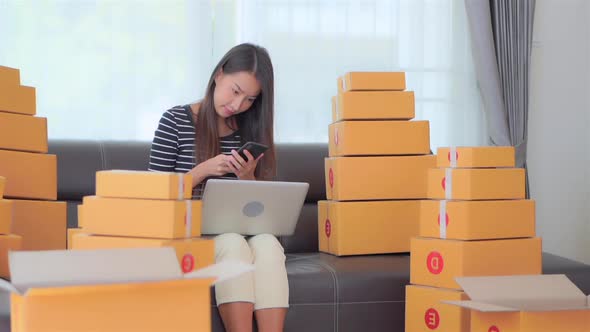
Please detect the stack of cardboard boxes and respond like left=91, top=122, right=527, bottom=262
left=0, top=176, right=21, bottom=278
left=71, top=170, right=214, bottom=273
left=0, top=65, right=66, bottom=259
left=405, top=146, right=541, bottom=331
left=318, top=72, right=436, bottom=256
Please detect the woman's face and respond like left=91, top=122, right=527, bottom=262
left=213, top=71, right=261, bottom=119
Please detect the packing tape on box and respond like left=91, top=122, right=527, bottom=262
left=445, top=168, right=453, bottom=199
left=178, top=173, right=184, bottom=199
left=185, top=200, right=192, bottom=237
left=439, top=200, right=447, bottom=239
left=341, top=76, right=347, bottom=91
left=450, top=146, right=457, bottom=167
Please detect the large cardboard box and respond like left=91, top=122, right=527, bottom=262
left=0, top=112, right=47, bottom=153
left=333, top=91, right=415, bottom=121
left=427, top=168, right=525, bottom=200
left=325, top=155, right=436, bottom=201
left=0, top=84, right=36, bottom=116
left=318, top=200, right=421, bottom=255
left=0, top=66, right=20, bottom=88
left=338, top=72, right=406, bottom=91
left=96, top=170, right=193, bottom=200
left=72, top=234, right=215, bottom=273
left=82, top=196, right=201, bottom=239
left=0, top=234, right=22, bottom=279
left=437, top=146, right=515, bottom=168
left=10, top=199, right=67, bottom=250
left=328, top=120, right=430, bottom=156
left=410, top=237, right=542, bottom=290
left=0, top=150, right=57, bottom=200
left=445, top=275, right=590, bottom=332
left=405, top=284, right=470, bottom=332
left=5, top=248, right=253, bottom=332
left=419, top=200, right=536, bottom=240
left=0, top=200, right=12, bottom=235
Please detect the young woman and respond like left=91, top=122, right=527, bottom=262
left=149, top=43, right=288, bottom=332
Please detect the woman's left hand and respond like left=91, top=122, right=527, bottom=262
left=227, top=149, right=263, bottom=180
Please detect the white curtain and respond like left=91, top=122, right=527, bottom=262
left=0, top=0, right=485, bottom=148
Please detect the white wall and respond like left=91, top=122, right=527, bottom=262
left=529, top=0, right=590, bottom=264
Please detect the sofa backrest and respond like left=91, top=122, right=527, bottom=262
left=48, top=140, right=328, bottom=253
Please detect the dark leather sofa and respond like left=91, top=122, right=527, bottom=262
left=2, top=139, right=582, bottom=332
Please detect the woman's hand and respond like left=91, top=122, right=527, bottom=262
left=189, top=154, right=231, bottom=187
left=226, top=149, right=263, bottom=180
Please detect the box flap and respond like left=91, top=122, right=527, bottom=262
left=443, top=300, right=519, bottom=312
left=455, top=275, right=587, bottom=310
left=9, top=248, right=182, bottom=294
left=185, top=261, right=254, bottom=285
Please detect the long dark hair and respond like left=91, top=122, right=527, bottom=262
left=195, top=43, right=276, bottom=180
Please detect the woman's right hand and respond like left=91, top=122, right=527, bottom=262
left=189, top=154, right=231, bottom=187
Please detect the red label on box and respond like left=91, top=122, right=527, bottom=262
left=441, top=177, right=446, bottom=190
left=182, top=254, right=195, bottom=273
left=325, top=219, right=331, bottom=238
left=424, top=308, right=440, bottom=330
left=447, top=151, right=459, bottom=161
left=427, top=251, right=444, bottom=275
left=437, top=213, right=450, bottom=226
left=488, top=326, right=500, bottom=332
left=329, top=168, right=334, bottom=188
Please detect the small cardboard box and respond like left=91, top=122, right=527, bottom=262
left=325, top=155, right=436, bottom=201
left=333, top=91, right=415, bottom=121
left=4, top=248, right=253, bottom=332
left=405, top=284, right=470, bottom=332
left=338, top=72, right=406, bottom=91
left=318, top=200, right=421, bottom=255
left=0, top=112, right=47, bottom=153
left=0, top=65, right=20, bottom=88
left=10, top=199, right=67, bottom=250
left=328, top=120, right=430, bottom=156
left=0, top=234, right=22, bottom=279
left=82, top=196, right=201, bottom=239
left=0, top=84, right=36, bottom=116
left=410, top=237, right=542, bottom=290
left=72, top=234, right=215, bottom=273
left=96, top=170, right=193, bottom=200
left=0, top=199, right=12, bottom=235
left=437, top=146, right=515, bottom=168
left=427, top=168, right=525, bottom=200
left=419, top=199, right=536, bottom=240
left=445, top=275, right=590, bottom=332
left=0, top=149, right=57, bottom=200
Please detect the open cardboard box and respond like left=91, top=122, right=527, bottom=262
left=444, top=274, right=590, bottom=332
left=2, top=247, right=253, bottom=332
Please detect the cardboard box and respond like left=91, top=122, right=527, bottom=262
left=67, top=228, right=85, bottom=250
left=82, top=196, right=201, bottom=239
left=333, top=91, right=415, bottom=121
left=0, top=150, right=57, bottom=200
left=445, top=275, right=590, bottom=332
left=0, top=84, right=36, bottom=116
left=0, top=66, right=20, bottom=89
left=427, top=168, right=525, bottom=200
left=0, top=112, right=47, bottom=153
left=0, top=234, right=22, bottom=279
left=338, top=72, right=406, bottom=91
left=405, top=284, right=470, bottom=332
left=328, top=120, right=430, bottom=156
left=0, top=199, right=12, bottom=235
left=0, top=176, right=4, bottom=198
left=5, top=248, right=253, bottom=332
left=96, top=170, right=193, bottom=200
left=419, top=200, right=536, bottom=240
left=325, top=155, right=436, bottom=201
left=437, top=146, right=515, bottom=168
left=410, top=237, right=542, bottom=290
left=72, top=234, right=215, bottom=273
left=10, top=199, right=67, bottom=250
left=318, top=200, right=421, bottom=255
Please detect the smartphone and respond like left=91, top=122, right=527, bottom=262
left=237, top=141, right=268, bottom=160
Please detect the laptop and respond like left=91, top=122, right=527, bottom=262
left=201, top=179, right=309, bottom=236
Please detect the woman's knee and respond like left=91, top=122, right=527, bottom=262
left=247, top=234, right=285, bottom=262
left=215, top=233, right=253, bottom=262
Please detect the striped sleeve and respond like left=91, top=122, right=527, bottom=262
left=148, top=110, right=180, bottom=172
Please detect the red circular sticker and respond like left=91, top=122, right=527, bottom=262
left=325, top=219, right=331, bottom=238
left=488, top=326, right=500, bottom=332
left=427, top=251, right=444, bottom=275
left=441, top=177, right=446, bottom=190
left=181, top=254, right=195, bottom=273
left=447, top=151, right=459, bottom=162
left=329, top=168, right=334, bottom=188
left=437, top=213, right=450, bottom=226
left=424, top=308, right=440, bottom=330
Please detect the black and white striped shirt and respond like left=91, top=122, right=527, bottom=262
left=148, top=105, right=242, bottom=198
